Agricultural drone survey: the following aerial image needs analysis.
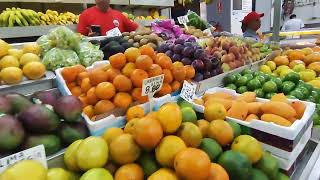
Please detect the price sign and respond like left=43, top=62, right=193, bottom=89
left=180, top=80, right=197, bottom=103
left=203, top=28, right=212, bottom=35
left=0, top=145, right=47, bottom=173
left=177, top=15, right=189, bottom=25
left=106, top=27, right=122, bottom=37
left=142, top=75, right=164, bottom=96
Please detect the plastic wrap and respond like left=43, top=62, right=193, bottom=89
left=77, top=41, right=104, bottom=67
left=186, top=10, right=211, bottom=30
left=47, top=26, right=81, bottom=50
left=36, top=35, right=52, bottom=56
left=42, top=48, right=80, bottom=71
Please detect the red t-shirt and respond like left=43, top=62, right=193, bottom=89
left=77, top=6, right=138, bottom=36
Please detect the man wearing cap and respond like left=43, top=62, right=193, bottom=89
left=241, top=11, right=264, bottom=41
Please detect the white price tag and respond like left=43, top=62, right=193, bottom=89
left=106, top=27, right=122, bottom=37
left=203, top=28, right=212, bottom=35
left=180, top=80, right=197, bottom=103
left=0, top=145, right=47, bottom=173
left=142, top=75, right=164, bottom=96
left=177, top=15, right=189, bottom=25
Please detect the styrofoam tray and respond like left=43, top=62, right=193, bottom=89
left=55, top=61, right=174, bottom=135
left=193, top=87, right=316, bottom=140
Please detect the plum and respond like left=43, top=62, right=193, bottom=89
left=172, top=54, right=182, bottom=62
left=157, top=43, right=169, bottom=53
left=168, top=43, right=175, bottom=50
left=210, top=69, right=219, bottom=76
left=203, top=71, right=212, bottom=79
left=204, top=59, right=213, bottom=71
left=193, top=73, right=204, bottom=82
left=173, top=44, right=184, bottom=54
left=181, top=57, right=192, bottom=65
left=184, top=42, right=193, bottom=47
left=165, top=50, right=174, bottom=58
left=192, top=59, right=205, bottom=71
left=211, top=58, right=221, bottom=69
left=194, top=49, right=205, bottom=59
left=175, top=38, right=185, bottom=45
left=182, top=46, right=194, bottom=58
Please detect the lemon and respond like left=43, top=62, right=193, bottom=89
left=148, top=168, right=179, bottom=180
left=173, top=62, right=184, bottom=68
left=259, top=65, right=272, bottom=74
left=80, top=168, right=113, bottom=180
left=280, top=69, right=293, bottom=78
left=308, top=80, right=320, bottom=89
left=204, top=103, right=227, bottom=121
left=293, top=64, right=306, bottom=72
left=23, top=62, right=46, bottom=80
left=47, top=168, right=70, bottom=180
left=0, top=67, right=23, bottom=84
left=102, top=127, right=124, bottom=145
left=23, top=42, right=41, bottom=55
left=156, top=103, right=182, bottom=134
left=0, top=55, right=19, bottom=69
left=0, top=39, right=10, bottom=58
left=299, top=70, right=316, bottom=82
left=0, top=160, right=46, bottom=180
left=64, top=139, right=82, bottom=171
left=231, top=135, right=263, bottom=164
left=19, top=53, right=40, bottom=66
left=155, top=135, right=187, bottom=167
left=177, top=122, right=203, bottom=148
left=76, top=136, right=108, bottom=171
left=8, top=49, right=23, bottom=59
left=265, top=61, right=276, bottom=71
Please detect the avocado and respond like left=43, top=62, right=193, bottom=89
left=119, top=38, right=128, bottom=44
left=109, top=44, right=125, bottom=54
left=121, top=42, right=133, bottom=50
left=5, top=93, right=33, bottom=114
left=59, top=121, right=89, bottom=145
left=18, top=104, right=61, bottom=133
left=254, top=152, right=279, bottom=180
left=24, top=134, right=61, bottom=156
left=0, top=115, right=25, bottom=152
left=54, top=96, right=82, bottom=122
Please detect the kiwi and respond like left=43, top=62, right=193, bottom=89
left=128, top=39, right=134, bottom=44
left=134, top=35, right=143, bottom=42
left=129, top=31, right=135, bottom=38
left=122, top=32, right=130, bottom=36
left=123, top=36, right=130, bottom=41
left=133, top=42, right=140, bottom=48
left=140, top=38, right=149, bottom=46
left=147, top=42, right=157, bottom=49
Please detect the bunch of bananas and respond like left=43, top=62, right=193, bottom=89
left=0, top=8, right=40, bottom=27
left=175, top=0, right=213, bottom=6
left=38, top=10, right=78, bottom=25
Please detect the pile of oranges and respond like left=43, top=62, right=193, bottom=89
left=61, top=45, right=195, bottom=121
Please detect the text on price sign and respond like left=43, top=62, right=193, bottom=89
left=142, top=75, right=164, bottom=96
left=180, top=80, right=197, bottom=103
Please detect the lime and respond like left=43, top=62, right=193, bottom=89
left=289, top=90, right=304, bottom=100
left=259, top=65, right=272, bottom=74
left=254, top=88, right=265, bottom=98
left=313, top=113, right=320, bottom=125
left=303, top=83, right=314, bottom=92
left=237, top=86, right=248, bottom=94
left=244, top=74, right=254, bottom=81
left=178, top=99, right=193, bottom=109
left=199, top=138, right=223, bottom=161
left=255, top=75, right=266, bottom=85
left=181, top=107, right=197, bottom=123
left=281, top=81, right=296, bottom=95
left=236, top=76, right=248, bottom=87
left=226, top=84, right=237, bottom=90
left=296, top=86, right=310, bottom=99
left=231, top=135, right=263, bottom=163
left=234, top=73, right=242, bottom=81
left=286, top=95, right=297, bottom=99
left=253, top=71, right=264, bottom=77
left=262, top=81, right=278, bottom=93
left=270, top=77, right=282, bottom=90
left=265, top=93, right=276, bottom=99
left=137, top=152, right=160, bottom=177
left=283, top=72, right=300, bottom=84
left=277, top=172, right=290, bottom=180
left=241, top=126, right=252, bottom=135
left=247, top=79, right=262, bottom=91
left=250, top=168, right=269, bottom=180
left=263, top=74, right=271, bottom=81
left=311, top=90, right=320, bottom=100
left=227, top=121, right=241, bottom=138
left=224, top=74, right=237, bottom=85
left=255, top=152, right=279, bottom=180
left=306, top=96, right=317, bottom=103
left=242, top=69, right=253, bottom=75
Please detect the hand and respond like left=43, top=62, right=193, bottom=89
left=87, top=27, right=99, bottom=37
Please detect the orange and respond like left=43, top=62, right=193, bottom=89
left=61, top=66, right=79, bottom=83
left=185, top=65, right=195, bottom=79
left=77, top=71, right=89, bottom=86
left=122, top=62, right=136, bottom=77
left=172, top=66, right=186, bottom=82
left=171, top=81, right=181, bottom=92
left=102, top=127, right=124, bottom=145
left=126, top=105, right=145, bottom=121
left=131, top=69, right=148, bottom=88
left=174, top=148, right=211, bottom=180
left=133, top=117, right=163, bottom=150
left=115, top=163, right=144, bottom=180
left=113, top=92, right=133, bottom=109
left=89, top=68, right=108, bottom=86
left=155, top=53, right=166, bottom=64
left=106, top=68, right=121, bottom=82
left=135, top=55, right=153, bottom=71
left=78, top=94, right=89, bottom=108
left=163, top=69, right=173, bottom=83
left=109, top=53, right=127, bottom=69
left=148, top=64, right=163, bottom=77
left=156, top=83, right=172, bottom=97
left=71, top=86, right=82, bottom=96
left=67, top=82, right=76, bottom=90
left=94, top=100, right=115, bottom=115
left=132, top=88, right=148, bottom=103
left=86, top=87, right=99, bottom=105
left=197, top=119, right=210, bottom=137
left=113, top=75, right=132, bottom=92
left=80, top=78, right=91, bottom=93
left=208, top=120, right=234, bottom=146
left=125, top=47, right=141, bottom=63
left=206, top=163, right=229, bottom=180
left=83, top=105, right=95, bottom=119
left=158, top=55, right=173, bottom=69
left=95, top=82, right=116, bottom=100
left=140, top=45, right=155, bottom=57
left=274, top=56, right=289, bottom=66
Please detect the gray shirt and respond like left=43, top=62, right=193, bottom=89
left=243, top=29, right=260, bottom=41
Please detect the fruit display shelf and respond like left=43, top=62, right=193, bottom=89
left=129, top=0, right=174, bottom=7
left=0, top=0, right=129, bottom=5
left=134, top=19, right=163, bottom=27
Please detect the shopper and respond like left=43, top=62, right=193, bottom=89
left=77, top=0, right=139, bottom=36
left=282, top=14, right=304, bottom=31
left=241, top=11, right=264, bottom=41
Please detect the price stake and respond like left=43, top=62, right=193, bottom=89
left=0, top=145, right=47, bottom=173
left=180, top=80, right=197, bottom=103
left=106, top=27, right=122, bottom=37
left=142, top=75, right=164, bottom=111
left=177, top=15, right=189, bottom=30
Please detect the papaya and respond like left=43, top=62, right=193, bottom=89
left=227, top=100, right=248, bottom=120
left=260, top=101, right=296, bottom=119
left=271, top=93, right=289, bottom=104
left=204, top=98, right=233, bottom=110
left=291, top=101, right=306, bottom=119
left=246, top=114, right=259, bottom=122
left=287, top=116, right=297, bottom=123
left=307, top=62, right=320, bottom=73
left=304, top=53, right=320, bottom=65
left=236, top=92, right=256, bottom=103
left=202, top=92, right=234, bottom=101
left=260, top=114, right=292, bottom=127
left=247, top=102, right=262, bottom=115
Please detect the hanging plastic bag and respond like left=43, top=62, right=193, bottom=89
left=42, top=48, right=80, bottom=71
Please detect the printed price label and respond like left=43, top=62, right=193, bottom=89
left=177, top=15, right=189, bottom=25
left=0, top=145, right=47, bottom=173
left=180, top=80, right=197, bottom=103
left=142, top=75, right=164, bottom=96
left=106, top=27, right=122, bottom=37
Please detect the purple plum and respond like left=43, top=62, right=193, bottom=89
left=182, top=46, right=194, bottom=58
left=165, top=50, right=174, bottom=58
left=173, top=44, right=184, bottom=54
left=194, top=49, right=205, bottom=59
left=175, top=38, right=185, bottom=45
left=193, top=73, right=204, bottom=82
left=168, top=43, right=175, bottom=50
left=158, top=43, right=169, bottom=53
left=181, top=57, right=192, bottom=65
left=203, top=71, right=212, bottom=79
left=172, top=54, right=182, bottom=62
left=204, top=60, right=213, bottom=71
left=192, top=59, right=205, bottom=72
left=184, top=42, right=193, bottom=47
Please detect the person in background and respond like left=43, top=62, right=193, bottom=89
left=241, top=11, right=264, bottom=41
left=77, top=0, right=139, bottom=36
left=282, top=14, right=304, bottom=31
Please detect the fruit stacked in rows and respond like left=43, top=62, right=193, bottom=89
left=99, top=36, right=133, bottom=60
left=158, top=38, right=222, bottom=82
left=132, top=9, right=167, bottom=20
left=122, top=29, right=164, bottom=49
left=183, top=26, right=211, bottom=38
left=0, top=7, right=40, bottom=27
left=195, top=90, right=306, bottom=127
left=260, top=47, right=320, bottom=89
left=0, top=91, right=88, bottom=156
left=51, top=101, right=289, bottom=180
left=0, top=40, right=46, bottom=85
left=224, top=68, right=320, bottom=102
left=38, top=10, right=78, bottom=26
left=61, top=45, right=195, bottom=121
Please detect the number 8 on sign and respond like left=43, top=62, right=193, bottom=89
left=142, top=75, right=165, bottom=96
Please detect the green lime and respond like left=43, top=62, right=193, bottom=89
left=242, top=69, right=253, bottom=75
left=314, top=114, right=320, bottom=125
left=237, top=86, right=248, bottom=94
left=224, top=74, right=237, bottom=85
left=250, top=168, right=269, bottom=180
left=255, top=152, right=279, bottom=180
left=283, top=72, right=300, bottom=83
left=270, top=77, right=282, bottom=90
left=304, top=83, right=314, bottom=92
left=281, top=81, right=296, bottom=95
left=254, top=88, right=265, bottom=98
left=262, top=81, right=278, bottom=93
left=181, top=107, right=197, bottom=123
left=244, top=74, right=254, bottom=81
left=236, top=76, right=248, bottom=87
left=311, top=90, right=320, bottom=100
left=227, top=121, right=241, bottom=138
left=306, top=96, right=317, bottom=103
left=178, top=99, right=193, bottom=109
left=286, top=95, right=297, bottom=99
left=263, top=74, right=271, bottom=81
left=247, top=79, right=262, bottom=91
left=199, top=138, right=223, bottom=162
left=255, top=75, right=266, bottom=85
left=296, top=87, right=310, bottom=99
left=316, top=104, right=320, bottom=114
left=289, top=90, right=304, bottom=100
left=234, top=73, right=242, bottom=81
left=253, top=71, right=264, bottom=77
left=137, top=152, right=160, bottom=177
left=226, top=84, right=237, bottom=90
left=277, top=172, right=289, bottom=180
left=265, top=92, right=276, bottom=99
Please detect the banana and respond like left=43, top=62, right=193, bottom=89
left=8, top=11, right=15, bottom=27
left=1, top=10, right=11, bottom=26
left=16, top=10, right=29, bottom=26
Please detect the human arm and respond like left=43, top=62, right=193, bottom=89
left=122, top=15, right=139, bottom=32
left=77, top=13, right=89, bottom=35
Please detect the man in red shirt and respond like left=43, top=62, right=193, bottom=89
left=77, top=0, right=139, bottom=36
